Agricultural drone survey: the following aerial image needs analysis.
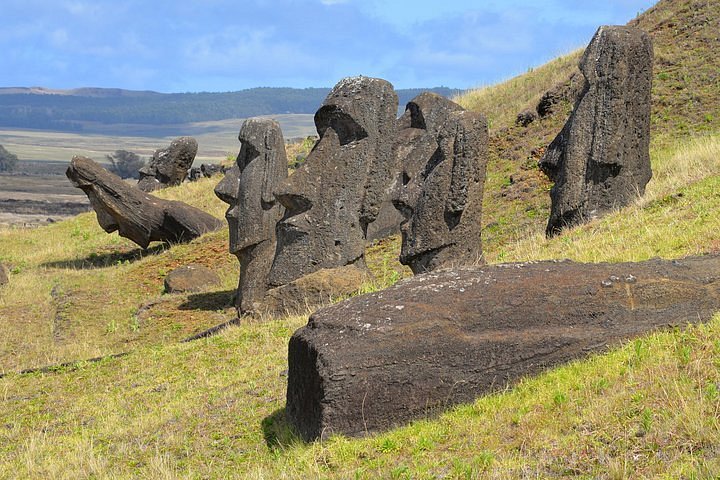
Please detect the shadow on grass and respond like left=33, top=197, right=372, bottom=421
left=262, top=408, right=302, bottom=449
left=42, top=243, right=169, bottom=269
left=178, top=289, right=235, bottom=311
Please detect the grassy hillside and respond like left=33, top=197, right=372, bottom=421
left=1, top=0, right=720, bottom=477
left=455, top=0, right=720, bottom=256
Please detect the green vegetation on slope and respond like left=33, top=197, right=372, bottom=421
left=1, top=128, right=719, bottom=478
left=2, top=0, right=720, bottom=477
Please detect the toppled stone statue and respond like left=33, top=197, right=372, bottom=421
left=269, top=76, right=398, bottom=287
left=67, top=156, right=223, bottom=248
left=539, top=26, right=653, bottom=236
left=214, top=118, right=288, bottom=314
left=287, top=254, right=720, bottom=440
left=392, top=92, right=489, bottom=274
left=138, top=137, right=198, bottom=192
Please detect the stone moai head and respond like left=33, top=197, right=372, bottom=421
left=268, top=76, right=398, bottom=287
left=539, top=25, right=653, bottom=236
left=392, top=93, right=488, bottom=274
left=215, top=118, right=288, bottom=256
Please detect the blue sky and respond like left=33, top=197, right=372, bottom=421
left=2, top=0, right=657, bottom=93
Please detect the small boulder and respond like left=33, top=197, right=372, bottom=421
left=515, top=109, right=538, bottom=127
left=164, top=264, right=221, bottom=294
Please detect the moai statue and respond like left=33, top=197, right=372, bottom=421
left=214, top=118, right=287, bottom=314
left=539, top=25, right=653, bottom=236
left=268, top=76, right=398, bottom=287
left=138, top=136, right=198, bottom=192
left=392, top=93, right=489, bottom=274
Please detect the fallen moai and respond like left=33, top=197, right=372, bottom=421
left=164, top=264, right=221, bottom=294
left=67, top=156, right=223, bottom=248
left=138, top=137, right=198, bottom=192
left=269, top=76, right=398, bottom=287
left=286, top=255, right=720, bottom=441
left=540, top=26, right=653, bottom=236
left=392, top=92, right=488, bottom=273
left=214, top=118, right=287, bottom=314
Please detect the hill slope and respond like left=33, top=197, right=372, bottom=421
left=1, top=0, right=720, bottom=477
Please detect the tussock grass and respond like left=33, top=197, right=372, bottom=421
left=493, top=134, right=720, bottom=264
left=454, top=50, right=582, bottom=130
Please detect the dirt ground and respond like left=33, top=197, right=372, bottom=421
left=0, top=161, right=90, bottom=227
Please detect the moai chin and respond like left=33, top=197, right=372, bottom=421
left=539, top=25, right=653, bottom=236
left=392, top=93, right=489, bottom=274
left=214, top=118, right=287, bottom=314
left=268, top=76, right=398, bottom=287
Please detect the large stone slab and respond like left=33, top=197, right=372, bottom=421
left=269, top=76, right=398, bottom=287
left=286, top=255, right=720, bottom=441
left=539, top=26, right=653, bottom=236
left=67, top=156, right=223, bottom=248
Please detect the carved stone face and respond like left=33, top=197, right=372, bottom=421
left=214, top=118, right=287, bottom=257
left=268, top=76, right=398, bottom=287
left=391, top=95, right=488, bottom=274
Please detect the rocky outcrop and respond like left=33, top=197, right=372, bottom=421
left=164, top=264, right=221, bottom=294
left=392, top=93, right=488, bottom=274
left=539, top=26, right=653, bottom=236
left=214, top=118, right=287, bottom=314
left=67, top=156, right=223, bottom=248
left=138, top=137, right=198, bottom=192
left=0, top=263, right=8, bottom=286
left=269, top=76, right=398, bottom=286
left=286, top=255, right=720, bottom=441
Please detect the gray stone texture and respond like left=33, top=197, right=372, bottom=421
left=214, top=118, right=288, bottom=314
left=539, top=26, right=653, bottom=236
left=164, top=264, right=221, bottom=294
left=286, top=254, right=720, bottom=441
left=0, top=263, right=8, bottom=286
left=392, top=93, right=489, bottom=274
left=67, top=156, right=223, bottom=248
left=138, top=136, right=198, bottom=192
left=269, top=76, right=398, bottom=286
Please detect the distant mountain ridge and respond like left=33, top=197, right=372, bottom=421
left=0, top=85, right=463, bottom=133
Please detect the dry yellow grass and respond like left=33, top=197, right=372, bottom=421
left=454, top=49, right=582, bottom=129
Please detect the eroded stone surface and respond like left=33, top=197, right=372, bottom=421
left=164, top=264, right=221, bottom=294
left=214, top=118, right=287, bottom=314
left=138, top=137, right=198, bottom=192
left=539, top=26, right=653, bottom=236
left=0, top=263, right=8, bottom=286
left=67, top=156, right=222, bottom=248
left=269, top=76, right=398, bottom=286
left=392, top=93, right=488, bottom=274
left=286, top=255, right=720, bottom=441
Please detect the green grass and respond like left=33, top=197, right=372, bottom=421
left=2, top=0, right=720, bottom=476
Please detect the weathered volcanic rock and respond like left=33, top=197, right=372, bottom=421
left=286, top=255, right=720, bottom=441
left=269, top=76, right=398, bottom=286
left=539, top=26, right=653, bottom=236
left=214, top=118, right=287, bottom=314
left=261, top=265, right=369, bottom=317
left=164, top=264, right=221, bottom=294
left=67, top=156, right=223, bottom=248
left=138, top=137, right=198, bottom=192
left=0, top=263, right=8, bottom=286
left=392, top=93, right=489, bottom=274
